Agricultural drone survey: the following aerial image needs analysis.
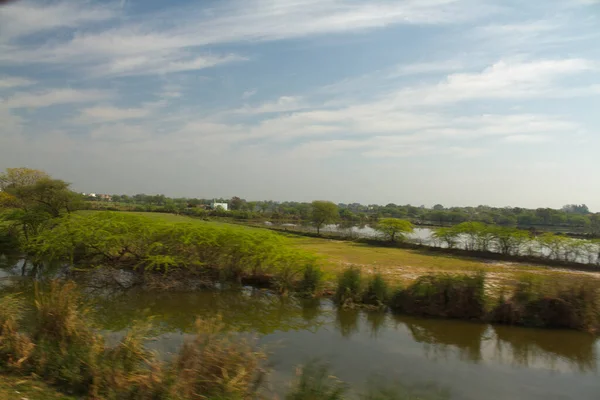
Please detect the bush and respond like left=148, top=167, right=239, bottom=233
left=334, top=267, right=363, bottom=307
left=491, top=276, right=600, bottom=332
left=298, top=263, right=325, bottom=296
left=168, top=317, right=267, bottom=400
left=362, top=273, right=389, bottom=306
left=390, top=272, right=486, bottom=319
left=27, top=212, right=316, bottom=286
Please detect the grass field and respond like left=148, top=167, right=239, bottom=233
left=103, top=212, right=600, bottom=292
left=0, top=375, right=76, bottom=400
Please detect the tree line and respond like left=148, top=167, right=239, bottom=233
left=92, top=192, right=599, bottom=232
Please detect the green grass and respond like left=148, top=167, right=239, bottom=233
left=287, top=236, right=600, bottom=292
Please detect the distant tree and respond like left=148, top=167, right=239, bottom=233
left=229, top=196, right=245, bottom=211
left=310, top=201, right=339, bottom=235
left=561, top=204, right=590, bottom=215
left=375, top=218, right=414, bottom=242
left=433, top=204, right=444, bottom=211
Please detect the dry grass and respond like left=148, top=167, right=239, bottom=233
left=289, top=237, right=600, bottom=293
left=0, top=375, right=77, bottom=400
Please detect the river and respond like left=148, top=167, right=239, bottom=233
left=1, top=260, right=599, bottom=399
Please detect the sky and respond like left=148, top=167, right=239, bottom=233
left=1, top=0, right=600, bottom=210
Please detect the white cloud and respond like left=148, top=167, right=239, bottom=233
left=235, top=96, right=307, bottom=114
left=0, top=76, right=36, bottom=89
left=0, top=0, right=495, bottom=77
left=1, top=88, right=110, bottom=109
left=73, top=106, right=151, bottom=124
left=390, top=59, right=596, bottom=106
left=0, top=0, right=117, bottom=40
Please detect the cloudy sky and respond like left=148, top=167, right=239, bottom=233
left=1, top=0, right=599, bottom=209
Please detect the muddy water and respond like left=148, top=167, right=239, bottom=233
left=89, top=288, right=599, bottom=400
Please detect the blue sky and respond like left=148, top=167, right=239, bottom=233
left=1, top=0, right=600, bottom=209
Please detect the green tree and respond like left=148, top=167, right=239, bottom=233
left=0, top=168, right=82, bottom=243
left=310, top=201, right=339, bottom=235
left=375, top=218, right=414, bottom=242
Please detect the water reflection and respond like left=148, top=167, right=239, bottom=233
left=399, top=316, right=488, bottom=363
left=492, top=325, right=597, bottom=373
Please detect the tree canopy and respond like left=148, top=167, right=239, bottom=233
left=375, top=218, right=414, bottom=242
left=310, top=201, right=339, bottom=235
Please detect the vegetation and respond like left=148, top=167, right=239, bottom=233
left=374, top=218, right=414, bottom=242
left=0, top=167, right=82, bottom=248
left=431, top=222, right=600, bottom=264
left=0, top=281, right=268, bottom=400
left=25, top=211, right=319, bottom=288
left=310, top=201, right=339, bottom=235
left=390, top=273, right=486, bottom=320
left=491, top=276, right=600, bottom=331
left=90, top=189, right=599, bottom=234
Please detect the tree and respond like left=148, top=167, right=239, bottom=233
left=0, top=168, right=82, bottom=242
left=310, top=201, right=339, bottom=235
left=229, top=196, right=245, bottom=211
left=375, top=218, right=414, bottom=242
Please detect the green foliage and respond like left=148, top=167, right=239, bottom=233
left=491, top=276, right=600, bottom=332
left=390, top=273, right=486, bottom=319
left=334, top=266, right=363, bottom=306
left=27, top=212, right=317, bottom=285
left=286, top=361, right=346, bottom=400
left=298, top=263, right=325, bottom=296
left=311, top=201, right=339, bottom=235
left=362, top=273, right=390, bottom=306
left=375, top=218, right=414, bottom=242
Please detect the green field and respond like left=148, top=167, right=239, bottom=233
left=126, top=212, right=600, bottom=291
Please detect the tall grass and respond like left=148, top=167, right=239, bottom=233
left=491, top=276, right=600, bottom=332
left=390, top=272, right=486, bottom=319
left=0, top=280, right=268, bottom=400
left=334, top=267, right=363, bottom=307
left=362, top=273, right=390, bottom=307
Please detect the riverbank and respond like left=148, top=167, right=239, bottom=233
left=6, top=211, right=600, bottom=333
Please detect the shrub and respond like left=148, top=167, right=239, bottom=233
left=390, top=272, right=486, bottom=319
left=362, top=273, right=389, bottom=306
left=334, top=267, right=363, bottom=307
left=298, top=263, right=325, bottom=296
left=0, top=294, right=34, bottom=370
left=167, top=317, right=267, bottom=400
left=286, top=361, right=346, bottom=400
left=491, top=276, right=600, bottom=332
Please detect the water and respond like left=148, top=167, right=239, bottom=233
left=278, top=224, right=600, bottom=265
left=2, top=260, right=599, bottom=399
left=90, top=288, right=599, bottom=400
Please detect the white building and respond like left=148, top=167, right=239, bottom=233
left=211, top=202, right=228, bottom=211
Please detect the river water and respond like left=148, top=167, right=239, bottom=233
left=1, top=259, right=599, bottom=399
